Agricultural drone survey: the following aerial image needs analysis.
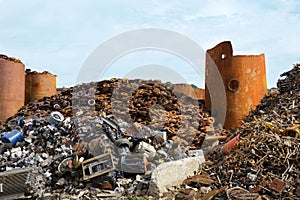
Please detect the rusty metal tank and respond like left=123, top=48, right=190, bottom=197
left=25, top=70, right=57, bottom=104
left=0, top=55, right=25, bottom=122
left=205, top=41, right=267, bottom=129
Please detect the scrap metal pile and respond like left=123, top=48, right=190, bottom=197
left=171, top=64, right=299, bottom=200
left=0, top=79, right=220, bottom=199
left=1, top=64, right=298, bottom=199
left=0, top=54, right=23, bottom=64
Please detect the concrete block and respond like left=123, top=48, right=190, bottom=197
left=148, top=156, right=205, bottom=196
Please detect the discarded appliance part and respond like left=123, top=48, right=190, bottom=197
left=134, top=141, right=156, bottom=159
left=114, top=138, right=131, bottom=148
left=101, top=116, right=120, bottom=131
left=0, top=167, right=35, bottom=200
left=82, top=153, right=115, bottom=180
left=88, top=99, right=96, bottom=106
left=48, top=111, right=64, bottom=124
left=58, top=157, right=74, bottom=172
left=114, top=138, right=131, bottom=156
left=25, top=70, right=57, bottom=105
left=118, top=153, right=147, bottom=174
left=2, top=129, right=23, bottom=147
left=118, top=146, right=129, bottom=157
left=0, top=56, right=25, bottom=122
left=205, top=41, right=267, bottom=129
left=100, top=116, right=124, bottom=141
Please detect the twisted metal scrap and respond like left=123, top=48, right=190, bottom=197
left=200, top=64, right=300, bottom=199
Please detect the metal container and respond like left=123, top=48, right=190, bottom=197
left=25, top=71, right=57, bottom=104
left=2, top=129, right=23, bottom=147
left=205, top=41, right=267, bottom=129
left=0, top=57, right=25, bottom=122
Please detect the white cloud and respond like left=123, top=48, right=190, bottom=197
left=0, top=0, right=299, bottom=87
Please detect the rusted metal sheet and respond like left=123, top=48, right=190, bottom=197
left=205, top=41, right=267, bottom=129
left=25, top=70, right=57, bottom=104
left=269, top=178, right=286, bottom=193
left=0, top=57, right=25, bottom=122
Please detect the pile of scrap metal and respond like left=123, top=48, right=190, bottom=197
left=277, top=63, right=300, bottom=93
left=0, top=54, right=23, bottom=64
left=166, top=64, right=299, bottom=200
left=0, top=79, right=224, bottom=199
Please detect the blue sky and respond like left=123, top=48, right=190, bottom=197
left=0, top=0, right=300, bottom=88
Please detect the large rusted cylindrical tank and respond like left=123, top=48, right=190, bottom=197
left=25, top=71, right=57, bottom=104
left=205, top=41, right=267, bottom=129
left=0, top=56, right=25, bottom=122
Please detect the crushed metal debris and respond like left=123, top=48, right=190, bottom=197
left=0, top=79, right=220, bottom=199
left=0, top=64, right=299, bottom=199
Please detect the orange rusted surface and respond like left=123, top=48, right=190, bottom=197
left=0, top=58, right=25, bottom=122
left=25, top=71, right=57, bottom=104
left=205, top=41, right=267, bottom=129
left=173, top=84, right=205, bottom=100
